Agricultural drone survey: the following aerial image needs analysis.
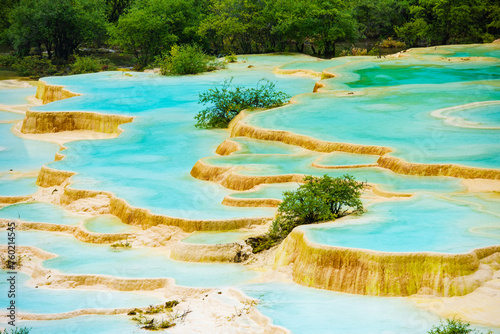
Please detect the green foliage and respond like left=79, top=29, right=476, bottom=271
left=157, top=44, right=224, bottom=76
left=246, top=234, right=280, bottom=253
left=70, top=56, right=103, bottom=74
left=195, top=79, right=289, bottom=129
left=379, top=37, right=406, bottom=48
left=0, top=0, right=19, bottom=45
left=12, top=56, right=56, bottom=78
left=109, top=0, right=203, bottom=68
left=340, top=47, right=368, bottom=56
left=110, top=237, right=131, bottom=249
left=368, top=46, right=380, bottom=56
left=271, top=0, right=359, bottom=56
left=8, top=0, right=107, bottom=60
left=164, top=300, right=180, bottom=309
left=270, top=174, right=365, bottom=240
left=1, top=327, right=32, bottom=334
left=428, top=319, right=493, bottom=334
left=395, top=0, right=494, bottom=47
left=353, top=0, right=412, bottom=40
left=247, top=174, right=366, bottom=253
left=225, top=53, right=237, bottom=63
left=0, top=54, right=17, bottom=67
left=105, top=0, right=134, bottom=22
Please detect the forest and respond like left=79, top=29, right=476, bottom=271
left=0, top=0, right=499, bottom=74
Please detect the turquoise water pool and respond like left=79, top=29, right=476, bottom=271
left=0, top=175, right=37, bottom=196
left=0, top=271, right=164, bottom=314
left=306, top=194, right=500, bottom=253
left=4, top=315, right=143, bottom=334
left=242, top=282, right=500, bottom=334
left=0, top=121, right=58, bottom=173
left=0, top=202, right=84, bottom=225
left=83, top=215, right=138, bottom=233
left=0, top=86, right=36, bottom=105
left=344, top=63, right=500, bottom=89
left=29, top=56, right=316, bottom=220
left=247, top=81, right=500, bottom=168
left=0, top=230, right=258, bottom=287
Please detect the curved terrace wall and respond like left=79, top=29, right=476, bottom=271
left=21, top=110, right=133, bottom=135
left=43, top=174, right=270, bottom=232
left=227, top=111, right=500, bottom=180
left=275, top=229, right=500, bottom=297
left=377, top=156, right=500, bottom=180
left=229, top=111, right=392, bottom=156
left=35, top=80, right=81, bottom=104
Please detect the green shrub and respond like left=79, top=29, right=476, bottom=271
left=380, top=37, right=406, bottom=48
left=70, top=56, right=102, bottom=74
left=195, top=79, right=289, bottom=129
left=248, top=175, right=365, bottom=252
left=12, top=56, right=57, bottom=78
left=482, top=33, right=495, bottom=44
left=368, top=46, right=380, bottom=56
left=429, top=319, right=492, bottom=334
left=0, top=54, right=18, bottom=67
left=340, top=47, right=368, bottom=56
left=157, top=44, right=224, bottom=76
left=225, top=53, right=237, bottom=63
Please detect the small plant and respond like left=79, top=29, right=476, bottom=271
left=380, top=37, right=406, bottom=48
left=368, top=46, right=380, bottom=56
left=70, top=56, right=102, bottom=74
left=1, top=327, right=32, bottom=334
left=164, top=300, right=179, bottom=309
left=110, top=237, right=131, bottom=249
left=131, top=314, right=176, bottom=330
left=225, top=52, right=237, bottom=63
left=428, top=319, right=493, bottom=334
left=127, top=308, right=143, bottom=315
left=12, top=56, right=57, bottom=79
left=226, top=300, right=257, bottom=321
left=157, top=44, right=224, bottom=76
left=340, top=47, right=368, bottom=56
left=145, top=305, right=164, bottom=314
left=195, top=79, right=289, bottom=129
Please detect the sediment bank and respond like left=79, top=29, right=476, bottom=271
left=274, top=228, right=500, bottom=297
left=35, top=80, right=81, bottom=104
left=170, top=240, right=252, bottom=263
left=21, top=110, right=133, bottom=135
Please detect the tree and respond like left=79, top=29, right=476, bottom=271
left=8, top=0, right=107, bottom=60
left=109, top=0, right=203, bottom=68
left=198, top=0, right=272, bottom=54
left=195, top=79, right=289, bottom=129
left=269, top=174, right=365, bottom=240
left=396, top=0, right=489, bottom=46
left=353, top=0, right=413, bottom=39
left=428, top=319, right=492, bottom=334
left=105, top=0, right=134, bottom=22
left=0, top=0, right=20, bottom=45
left=307, top=0, right=359, bottom=56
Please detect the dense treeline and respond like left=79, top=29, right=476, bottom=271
left=0, top=0, right=499, bottom=69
